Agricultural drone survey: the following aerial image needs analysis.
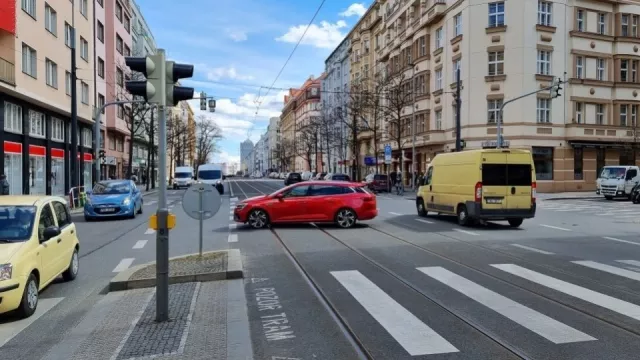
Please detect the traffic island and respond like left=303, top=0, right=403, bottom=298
left=109, top=249, right=243, bottom=292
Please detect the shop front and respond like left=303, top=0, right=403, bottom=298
left=3, top=141, right=22, bottom=195
left=74, top=153, right=93, bottom=188
left=28, top=145, right=46, bottom=195
left=51, top=149, right=65, bottom=196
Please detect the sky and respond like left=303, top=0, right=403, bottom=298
left=134, top=0, right=368, bottom=166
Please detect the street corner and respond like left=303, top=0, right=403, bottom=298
left=109, top=249, right=243, bottom=291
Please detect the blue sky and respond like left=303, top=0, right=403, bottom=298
left=135, top=0, right=367, bottom=165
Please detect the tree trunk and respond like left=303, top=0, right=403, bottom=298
left=145, top=143, right=151, bottom=191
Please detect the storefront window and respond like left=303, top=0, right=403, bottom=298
left=84, top=161, right=92, bottom=187
left=29, top=156, right=46, bottom=195
left=620, top=149, right=635, bottom=166
left=574, top=148, right=583, bottom=180
left=532, top=147, right=554, bottom=180
left=4, top=153, right=22, bottom=195
left=51, top=158, right=65, bottom=195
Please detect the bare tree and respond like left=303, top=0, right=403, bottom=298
left=194, top=115, right=223, bottom=169
left=166, top=113, right=193, bottom=179
left=363, top=70, right=389, bottom=174
left=296, top=122, right=316, bottom=171
left=275, top=138, right=293, bottom=171
left=338, top=81, right=373, bottom=181
left=140, top=107, right=157, bottom=190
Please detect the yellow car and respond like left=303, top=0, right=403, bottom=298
left=0, top=196, right=80, bottom=318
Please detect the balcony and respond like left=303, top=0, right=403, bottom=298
left=422, top=0, right=447, bottom=25
left=0, top=56, right=15, bottom=85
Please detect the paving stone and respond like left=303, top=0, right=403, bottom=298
left=129, top=252, right=227, bottom=280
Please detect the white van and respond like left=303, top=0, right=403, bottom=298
left=197, top=164, right=224, bottom=194
left=173, top=166, right=194, bottom=189
left=598, top=165, right=640, bottom=199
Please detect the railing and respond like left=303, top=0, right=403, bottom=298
left=0, top=57, right=15, bottom=85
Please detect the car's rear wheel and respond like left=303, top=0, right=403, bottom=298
left=248, top=209, right=269, bottom=229
left=335, top=208, right=357, bottom=228
left=138, top=201, right=143, bottom=214
left=416, top=198, right=427, bottom=217
left=457, top=204, right=471, bottom=226
left=507, top=218, right=523, bottom=227
left=18, top=274, right=39, bottom=318
left=605, top=196, right=614, bottom=200
left=63, top=249, right=79, bottom=281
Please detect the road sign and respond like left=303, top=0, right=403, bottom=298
left=182, top=183, right=221, bottom=256
left=384, top=144, right=392, bottom=164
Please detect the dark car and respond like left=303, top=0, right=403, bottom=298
left=285, top=172, right=303, bottom=186
left=365, top=173, right=388, bottom=192
left=632, top=183, right=640, bottom=204
left=326, top=173, right=351, bottom=181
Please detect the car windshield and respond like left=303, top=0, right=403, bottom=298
left=0, top=206, right=37, bottom=242
left=175, top=172, right=191, bottom=178
left=600, top=167, right=627, bottom=179
left=92, top=181, right=131, bottom=194
left=199, top=170, right=222, bottom=180
left=289, top=173, right=301, bottom=179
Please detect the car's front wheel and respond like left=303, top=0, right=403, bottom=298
left=18, top=274, right=39, bottom=318
left=248, top=209, right=269, bottom=229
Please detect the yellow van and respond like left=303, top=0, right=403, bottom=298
left=416, top=149, right=536, bottom=227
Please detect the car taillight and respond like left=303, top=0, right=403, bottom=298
left=474, top=182, right=482, bottom=202
left=363, top=196, right=374, bottom=202
left=531, top=181, right=537, bottom=204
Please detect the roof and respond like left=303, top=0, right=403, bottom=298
left=0, top=195, right=66, bottom=206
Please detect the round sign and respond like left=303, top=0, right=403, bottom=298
left=181, top=183, right=221, bottom=220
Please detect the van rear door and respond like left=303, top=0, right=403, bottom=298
left=505, top=152, right=533, bottom=210
left=481, top=153, right=508, bottom=211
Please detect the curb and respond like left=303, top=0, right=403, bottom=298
left=70, top=189, right=159, bottom=214
left=108, top=249, right=243, bottom=292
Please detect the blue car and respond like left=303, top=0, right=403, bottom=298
left=84, top=180, right=143, bottom=221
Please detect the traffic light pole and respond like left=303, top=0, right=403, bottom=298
left=156, top=104, right=170, bottom=322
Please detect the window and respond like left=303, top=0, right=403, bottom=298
left=285, top=185, right=309, bottom=197
left=65, top=71, right=71, bottom=95
left=80, top=0, right=87, bottom=17
left=109, top=135, right=116, bottom=150
left=598, top=13, right=606, bottom=35
left=597, top=58, right=605, bottom=81
left=80, top=37, right=88, bottom=61
left=82, top=128, right=92, bottom=147
left=620, top=104, right=628, bottom=126
left=634, top=15, right=638, bottom=37
left=116, top=137, right=124, bottom=152
left=419, top=36, right=426, bottom=57
left=435, top=27, right=443, bottom=49
left=97, top=21, right=104, bottom=42
left=532, top=147, right=553, bottom=180
left=536, top=98, right=551, bottom=123
left=632, top=105, right=638, bottom=127
left=45, top=59, right=57, bottom=88
left=537, top=50, right=551, bottom=75
left=4, top=102, right=23, bottom=134
left=124, top=44, right=130, bottom=57
left=596, top=104, right=605, bottom=125
left=309, top=185, right=345, bottom=196
left=634, top=60, right=638, bottom=82
left=488, top=2, right=505, bottom=27
left=29, top=110, right=45, bottom=138
left=621, top=59, right=629, bottom=81
left=488, top=99, right=502, bottom=123
left=98, top=57, right=105, bottom=78
left=45, top=4, right=57, bottom=35
left=538, top=1, right=552, bottom=26
left=81, top=82, right=89, bottom=104
left=53, top=202, right=71, bottom=228
left=21, top=0, right=36, bottom=18
left=116, top=67, right=124, bottom=87
left=98, top=94, right=105, bottom=114
left=577, top=10, right=584, bottom=31
left=435, top=110, right=442, bottom=130
left=574, top=148, right=583, bottom=180
left=575, top=102, right=583, bottom=123
left=51, top=117, right=64, bottom=142
left=622, top=15, right=629, bottom=37
left=488, top=51, right=504, bottom=75
left=116, top=34, right=123, bottom=54
left=117, top=103, right=124, bottom=118
left=65, top=22, right=72, bottom=47
left=124, top=15, right=130, bottom=33
left=452, top=59, right=461, bottom=82
left=481, top=164, right=532, bottom=186
left=38, top=205, right=56, bottom=241
left=22, top=43, right=37, bottom=78
left=454, top=13, right=462, bottom=36
left=575, top=56, right=583, bottom=79
left=116, top=1, right=123, bottom=21
left=435, top=69, right=442, bottom=90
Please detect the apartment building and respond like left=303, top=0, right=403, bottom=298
left=267, top=116, right=279, bottom=170
left=340, top=0, right=640, bottom=192
left=0, top=0, right=95, bottom=195
left=240, top=138, right=253, bottom=174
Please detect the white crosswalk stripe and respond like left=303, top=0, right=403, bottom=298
left=537, top=199, right=637, bottom=217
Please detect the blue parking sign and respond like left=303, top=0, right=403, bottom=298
left=384, top=145, right=392, bottom=164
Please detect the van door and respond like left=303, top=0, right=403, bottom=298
left=422, top=166, right=437, bottom=211
left=505, top=162, right=533, bottom=210
left=624, top=168, right=639, bottom=195
left=480, top=153, right=508, bottom=211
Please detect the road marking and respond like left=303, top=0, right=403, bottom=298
left=602, top=236, right=640, bottom=246
left=618, top=260, right=640, bottom=267
left=389, top=212, right=402, bottom=216
left=145, top=201, right=157, bottom=206
left=229, top=224, right=237, bottom=230
left=510, top=244, right=554, bottom=255
left=0, top=297, right=65, bottom=348
left=230, top=197, right=239, bottom=202
left=113, top=258, right=135, bottom=273
left=331, top=270, right=458, bottom=355
left=573, top=261, right=640, bottom=282
left=132, top=240, right=147, bottom=249
left=144, top=228, right=155, bottom=235
left=418, top=267, right=595, bottom=344
left=492, top=263, right=640, bottom=321
left=540, top=224, right=571, bottom=231
left=453, top=228, right=479, bottom=236
left=229, top=215, right=234, bottom=221
left=228, top=234, right=238, bottom=243
left=415, top=218, right=434, bottom=224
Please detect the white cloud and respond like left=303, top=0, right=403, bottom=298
left=276, top=20, right=347, bottom=49
left=340, top=3, right=367, bottom=17
left=225, top=29, right=248, bottom=42
left=206, top=66, right=254, bottom=81
left=212, top=150, right=241, bottom=164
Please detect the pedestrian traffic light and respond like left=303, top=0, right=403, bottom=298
left=165, top=61, right=194, bottom=106
left=99, top=150, right=105, bottom=158
left=200, top=93, right=207, bottom=111
left=460, top=139, right=466, bottom=149
left=124, top=54, right=166, bottom=105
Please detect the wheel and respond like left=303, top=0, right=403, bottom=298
left=456, top=205, right=471, bottom=226
left=416, top=198, right=427, bottom=217
left=605, top=196, right=614, bottom=200
left=248, top=209, right=269, bottom=229
left=507, top=218, right=523, bottom=227
left=17, top=273, right=39, bottom=318
left=335, top=208, right=357, bottom=228
left=62, top=248, right=79, bottom=281
left=137, top=201, right=143, bottom=214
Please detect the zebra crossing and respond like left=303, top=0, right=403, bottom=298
left=537, top=199, right=638, bottom=218
left=330, top=258, right=640, bottom=357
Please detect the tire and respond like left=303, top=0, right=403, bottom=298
left=62, top=248, right=79, bottom=281
left=137, top=201, right=143, bottom=214
left=416, top=198, right=427, bottom=217
left=84, top=216, right=92, bottom=222
left=456, top=205, right=471, bottom=226
left=605, top=196, right=614, bottom=200
left=507, top=218, right=524, bottom=227
left=335, top=208, right=357, bottom=228
left=17, top=273, right=39, bottom=318
left=248, top=209, right=269, bottom=229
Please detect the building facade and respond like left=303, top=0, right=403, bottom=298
left=267, top=116, right=279, bottom=170
left=240, top=138, right=253, bottom=174
left=0, top=0, right=96, bottom=195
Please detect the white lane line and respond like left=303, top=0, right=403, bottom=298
left=331, top=270, right=458, bottom=355
left=229, top=215, right=234, bottom=221
left=418, top=267, right=595, bottom=344
left=389, top=212, right=402, bottom=216
left=540, top=224, right=571, bottom=232
left=145, top=201, right=157, bottom=206
left=229, top=224, right=237, bottom=230
left=230, top=210, right=234, bottom=215
left=228, top=234, right=238, bottom=243
left=132, top=240, right=148, bottom=249
left=618, top=260, right=640, bottom=267
left=112, top=258, right=135, bottom=273
left=230, top=197, right=239, bottom=202
left=492, top=263, right=640, bottom=321
left=0, top=297, right=64, bottom=348
left=415, top=218, right=434, bottom=224
left=144, top=228, right=155, bottom=235
left=573, top=261, right=640, bottom=282
left=453, top=228, right=479, bottom=236
left=602, top=236, right=640, bottom=246
left=510, top=244, right=555, bottom=255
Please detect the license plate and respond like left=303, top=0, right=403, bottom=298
left=485, top=198, right=503, bottom=204
left=101, top=207, right=116, bottom=212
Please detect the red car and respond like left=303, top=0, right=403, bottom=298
left=233, top=181, right=378, bottom=229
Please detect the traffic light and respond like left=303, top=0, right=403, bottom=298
left=124, top=54, right=166, bottom=104
left=208, top=99, right=216, bottom=113
left=550, top=77, right=563, bottom=99
left=165, top=61, right=194, bottom=106
left=99, top=150, right=105, bottom=158
left=460, top=139, right=466, bottom=149
left=200, top=93, right=207, bottom=111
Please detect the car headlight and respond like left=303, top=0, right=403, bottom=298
left=85, top=197, right=92, bottom=205
left=122, top=197, right=131, bottom=206
left=0, top=264, right=12, bottom=281
left=216, top=180, right=222, bottom=184
left=235, top=203, right=247, bottom=210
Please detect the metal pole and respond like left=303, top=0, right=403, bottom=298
left=455, top=68, right=462, bottom=152
left=411, top=65, right=416, bottom=191
left=198, top=189, right=203, bottom=257
left=94, top=107, right=101, bottom=182
left=70, top=0, right=78, bottom=188
left=156, top=103, right=169, bottom=322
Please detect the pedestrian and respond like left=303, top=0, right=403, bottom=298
left=0, top=174, right=9, bottom=195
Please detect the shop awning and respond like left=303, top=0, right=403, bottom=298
left=567, top=141, right=630, bottom=149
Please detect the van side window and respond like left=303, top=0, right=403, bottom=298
left=627, top=169, right=638, bottom=180
left=424, top=168, right=433, bottom=185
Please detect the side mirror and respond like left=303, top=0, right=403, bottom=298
left=42, top=226, right=61, bottom=242
left=222, top=175, right=227, bottom=180
left=274, top=193, right=284, bottom=200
